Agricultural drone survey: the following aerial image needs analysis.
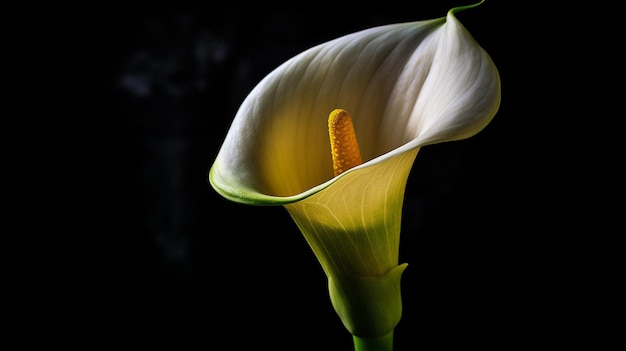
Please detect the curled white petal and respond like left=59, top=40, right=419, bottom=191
left=210, top=9, right=500, bottom=203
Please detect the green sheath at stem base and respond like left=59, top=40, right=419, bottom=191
left=353, top=332, right=394, bottom=351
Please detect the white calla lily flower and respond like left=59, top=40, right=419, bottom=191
left=209, top=0, right=500, bottom=345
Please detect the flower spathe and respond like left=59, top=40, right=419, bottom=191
left=209, top=0, right=500, bottom=341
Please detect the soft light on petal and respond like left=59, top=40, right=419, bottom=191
left=209, top=5, right=499, bottom=205
left=284, top=149, right=418, bottom=279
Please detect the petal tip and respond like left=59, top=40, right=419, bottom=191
left=449, top=0, right=485, bottom=16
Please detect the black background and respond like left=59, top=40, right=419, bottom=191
left=29, top=1, right=606, bottom=349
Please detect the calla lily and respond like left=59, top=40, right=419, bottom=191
left=209, top=1, right=500, bottom=348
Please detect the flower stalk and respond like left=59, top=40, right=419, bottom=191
left=353, top=333, right=395, bottom=351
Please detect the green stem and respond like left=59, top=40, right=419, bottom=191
left=353, top=332, right=394, bottom=351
